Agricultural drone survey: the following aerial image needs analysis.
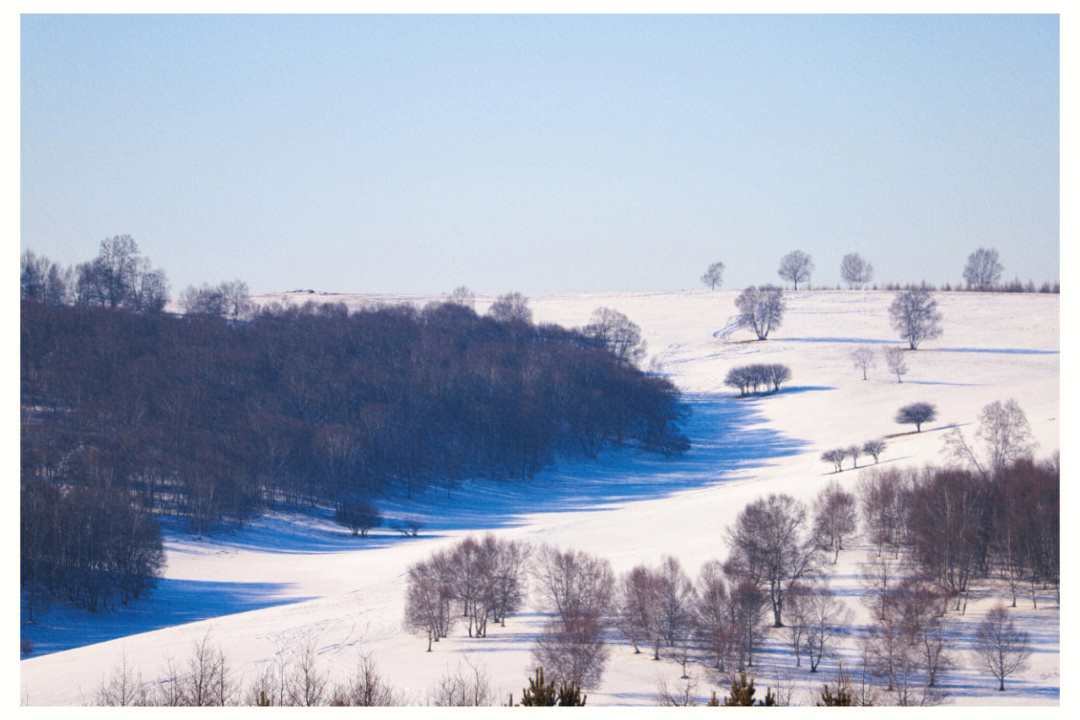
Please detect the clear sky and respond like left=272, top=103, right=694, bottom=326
left=20, top=14, right=1059, bottom=294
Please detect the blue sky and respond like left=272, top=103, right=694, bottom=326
left=20, top=14, right=1059, bottom=294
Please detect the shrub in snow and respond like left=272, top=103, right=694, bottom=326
left=335, top=499, right=381, bottom=537
left=895, top=402, right=936, bottom=432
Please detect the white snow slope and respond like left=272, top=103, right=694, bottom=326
left=20, top=290, right=1059, bottom=705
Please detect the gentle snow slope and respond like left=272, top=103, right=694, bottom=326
left=21, top=290, right=1059, bottom=705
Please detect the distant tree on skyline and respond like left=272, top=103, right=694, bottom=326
left=963, top=248, right=1004, bottom=291
left=841, top=253, right=874, bottom=289
left=779, top=251, right=814, bottom=290
left=701, top=261, right=725, bottom=290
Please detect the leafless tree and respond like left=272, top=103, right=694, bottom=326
left=701, top=261, right=725, bottom=290
left=405, top=556, right=452, bottom=651
left=813, top=482, right=858, bottom=563
left=859, top=468, right=906, bottom=556
left=655, top=555, right=697, bottom=652
left=483, top=535, right=532, bottom=627
left=977, top=400, right=1037, bottom=473
left=847, top=444, right=862, bottom=469
left=734, top=285, right=786, bottom=340
left=963, top=248, right=1003, bottom=290
left=532, top=611, right=610, bottom=690
left=727, top=494, right=821, bottom=627
left=584, top=306, right=647, bottom=365
left=896, top=402, right=936, bottom=433
left=821, top=448, right=847, bottom=473
left=617, top=564, right=660, bottom=657
left=532, top=546, right=615, bottom=688
left=426, top=660, right=496, bottom=706
left=96, top=656, right=151, bottom=706
left=448, top=285, right=476, bottom=309
left=693, top=560, right=734, bottom=671
left=800, top=584, right=850, bottom=672
left=286, top=636, right=329, bottom=706
left=784, top=583, right=811, bottom=667
left=882, top=345, right=908, bottom=382
left=973, top=605, right=1032, bottom=691
left=330, top=650, right=400, bottom=706
left=851, top=346, right=876, bottom=380
left=220, top=279, right=255, bottom=320
left=778, top=250, right=814, bottom=290
left=179, top=283, right=228, bottom=316
left=863, top=439, right=886, bottom=464
left=729, top=575, right=768, bottom=670
left=656, top=674, right=701, bottom=706
left=888, top=287, right=942, bottom=349
left=487, top=291, right=532, bottom=324
left=840, top=253, right=874, bottom=289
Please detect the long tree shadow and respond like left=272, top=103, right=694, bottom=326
left=375, top=393, right=807, bottom=533
left=22, top=579, right=311, bottom=657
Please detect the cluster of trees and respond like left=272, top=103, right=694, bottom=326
left=858, top=454, right=1058, bottom=612
left=21, top=478, right=164, bottom=617
left=22, top=295, right=687, bottom=536
left=851, top=345, right=911, bottom=382
left=821, top=439, right=886, bottom=472
left=702, top=247, right=1055, bottom=294
left=178, top=280, right=254, bottom=319
left=404, top=535, right=532, bottom=650
left=723, top=363, right=792, bottom=396
left=21, top=238, right=171, bottom=312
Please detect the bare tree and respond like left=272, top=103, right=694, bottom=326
left=701, top=261, right=725, bottom=290
left=532, top=546, right=615, bottom=689
left=584, top=307, right=647, bottom=365
left=883, top=346, right=908, bottom=382
left=851, top=346, right=876, bottom=380
left=963, top=248, right=1003, bottom=291
left=821, top=448, right=847, bottom=473
left=179, top=283, right=228, bottom=316
left=896, top=402, right=936, bottom=433
left=655, top=556, right=697, bottom=652
left=840, top=253, right=874, bottom=289
left=656, top=674, right=701, bottom=706
left=863, top=439, right=886, bottom=464
left=801, top=584, right=850, bottom=672
left=617, top=565, right=660, bottom=658
left=220, top=279, right=255, bottom=320
left=734, top=285, right=786, bottom=340
left=784, top=583, right=811, bottom=667
left=426, top=660, right=495, bottom=706
left=859, top=469, right=906, bottom=557
left=977, top=400, right=1036, bottom=473
left=888, top=287, right=942, bottom=349
left=813, top=482, right=858, bottom=563
left=847, top=444, right=862, bottom=469
left=727, top=494, right=821, bottom=627
left=404, top=556, right=452, bottom=651
left=448, top=285, right=476, bottom=309
left=693, top=560, right=733, bottom=671
left=973, top=605, right=1031, bottom=691
left=330, top=651, right=400, bottom=706
left=487, top=292, right=532, bottom=324
left=778, top=250, right=814, bottom=290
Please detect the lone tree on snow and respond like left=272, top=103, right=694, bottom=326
left=778, top=250, right=814, bottom=290
left=895, top=402, right=937, bottom=433
left=862, top=439, right=885, bottom=463
left=882, top=346, right=908, bottom=382
left=973, top=604, right=1031, bottom=691
left=701, top=261, right=725, bottom=290
left=734, top=285, right=785, bottom=340
left=851, top=346, right=876, bottom=380
left=840, top=253, right=874, bottom=289
left=335, top=499, right=382, bottom=537
left=888, top=287, right=942, bottom=349
left=963, top=248, right=1004, bottom=291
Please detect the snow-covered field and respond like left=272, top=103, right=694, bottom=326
left=20, top=289, right=1059, bottom=705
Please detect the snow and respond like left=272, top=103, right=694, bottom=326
left=20, top=289, right=1059, bottom=705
